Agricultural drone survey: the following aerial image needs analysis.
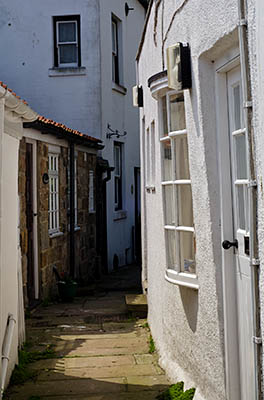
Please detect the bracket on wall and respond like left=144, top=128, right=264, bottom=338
left=106, top=123, right=127, bottom=139
left=125, top=2, right=134, bottom=16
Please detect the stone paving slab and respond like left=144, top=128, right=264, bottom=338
left=64, top=354, right=135, bottom=368
left=37, top=364, right=160, bottom=380
left=6, top=276, right=170, bottom=400
left=8, top=377, right=126, bottom=399
left=66, top=345, right=149, bottom=356
left=39, top=392, right=162, bottom=400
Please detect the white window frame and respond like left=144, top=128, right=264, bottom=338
left=48, top=152, right=60, bottom=235
left=56, top=19, right=78, bottom=67
left=111, top=15, right=123, bottom=86
left=89, top=170, right=95, bottom=213
left=160, top=90, right=198, bottom=290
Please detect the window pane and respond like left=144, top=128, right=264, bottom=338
left=166, top=229, right=176, bottom=269
left=162, top=96, right=168, bottom=137
left=169, top=93, right=186, bottom=132
left=114, top=146, right=120, bottom=176
left=59, top=44, right=77, bottom=64
left=163, top=185, right=174, bottom=225
left=174, top=135, right=190, bottom=179
left=236, top=184, right=246, bottom=230
left=179, top=231, right=195, bottom=273
left=58, top=22, right=76, bottom=42
left=112, top=21, right=117, bottom=53
left=235, top=134, right=247, bottom=180
left=176, top=184, right=193, bottom=227
left=233, top=84, right=242, bottom=130
left=162, top=140, right=172, bottom=181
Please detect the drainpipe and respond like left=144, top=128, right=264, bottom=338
left=238, top=0, right=261, bottom=398
left=0, top=314, right=16, bottom=399
left=69, top=142, right=75, bottom=278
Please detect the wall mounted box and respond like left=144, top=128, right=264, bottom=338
left=133, top=85, right=144, bottom=107
left=167, top=43, right=192, bottom=90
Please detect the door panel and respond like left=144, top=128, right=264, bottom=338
left=227, top=66, right=256, bottom=400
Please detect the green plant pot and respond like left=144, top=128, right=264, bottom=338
left=58, top=281, right=77, bottom=302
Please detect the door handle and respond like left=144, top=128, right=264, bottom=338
left=222, top=239, right=238, bottom=250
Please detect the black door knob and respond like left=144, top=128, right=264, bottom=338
left=222, top=239, right=238, bottom=250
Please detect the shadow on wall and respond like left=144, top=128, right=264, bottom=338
left=179, top=287, right=198, bottom=333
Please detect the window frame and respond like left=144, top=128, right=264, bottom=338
left=53, top=15, right=81, bottom=68
left=160, top=90, right=198, bottom=289
left=114, top=142, right=123, bottom=211
left=111, top=15, right=123, bottom=85
left=48, top=152, right=60, bottom=235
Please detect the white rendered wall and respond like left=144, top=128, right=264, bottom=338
left=0, top=108, right=20, bottom=387
left=0, top=0, right=101, bottom=137
left=137, top=1, right=240, bottom=399
left=99, top=0, right=146, bottom=269
left=251, top=0, right=264, bottom=383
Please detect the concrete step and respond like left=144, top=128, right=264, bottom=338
left=125, top=294, right=148, bottom=317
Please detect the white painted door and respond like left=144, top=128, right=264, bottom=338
left=224, top=66, right=256, bottom=399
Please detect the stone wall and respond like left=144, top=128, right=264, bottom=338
left=18, top=138, right=98, bottom=305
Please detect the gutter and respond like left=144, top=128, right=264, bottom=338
left=238, top=0, right=261, bottom=398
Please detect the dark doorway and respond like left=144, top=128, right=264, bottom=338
left=134, top=167, right=141, bottom=263
left=26, top=143, right=35, bottom=304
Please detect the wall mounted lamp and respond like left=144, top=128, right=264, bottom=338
left=106, top=123, right=127, bottom=139
left=125, top=2, right=134, bottom=16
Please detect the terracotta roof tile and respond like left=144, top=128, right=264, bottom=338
left=0, top=81, right=28, bottom=104
left=37, top=116, right=101, bottom=143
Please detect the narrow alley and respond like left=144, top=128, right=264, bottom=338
left=5, top=266, right=170, bottom=400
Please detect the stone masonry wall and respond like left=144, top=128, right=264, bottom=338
left=19, top=138, right=98, bottom=304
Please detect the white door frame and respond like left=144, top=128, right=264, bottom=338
left=215, top=52, right=241, bottom=400
left=25, top=138, right=39, bottom=299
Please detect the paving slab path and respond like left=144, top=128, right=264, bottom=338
left=5, top=266, right=170, bottom=400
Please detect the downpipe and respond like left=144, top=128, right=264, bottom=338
left=238, top=0, right=261, bottom=398
left=0, top=314, right=16, bottom=399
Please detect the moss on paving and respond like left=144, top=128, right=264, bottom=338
left=9, top=344, right=56, bottom=386
left=156, top=382, right=195, bottom=400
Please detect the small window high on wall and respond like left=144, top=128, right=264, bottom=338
left=160, top=91, right=197, bottom=289
left=53, top=15, right=81, bottom=67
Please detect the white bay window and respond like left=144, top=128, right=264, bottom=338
left=160, top=91, right=197, bottom=289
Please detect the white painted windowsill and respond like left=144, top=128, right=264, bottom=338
left=49, top=67, right=86, bottom=77
left=112, top=82, right=127, bottom=95
left=165, top=269, right=199, bottom=290
left=113, top=210, right=127, bottom=221
left=49, top=231, right=64, bottom=239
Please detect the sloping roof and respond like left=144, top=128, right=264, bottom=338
left=24, top=116, right=103, bottom=149
left=0, top=80, right=102, bottom=148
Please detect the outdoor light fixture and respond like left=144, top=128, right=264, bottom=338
left=167, top=42, right=192, bottom=90
left=125, top=2, right=134, bottom=16
left=42, top=173, right=49, bottom=184
left=106, top=123, right=127, bottom=139
left=132, top=85, right=143, bottom=107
